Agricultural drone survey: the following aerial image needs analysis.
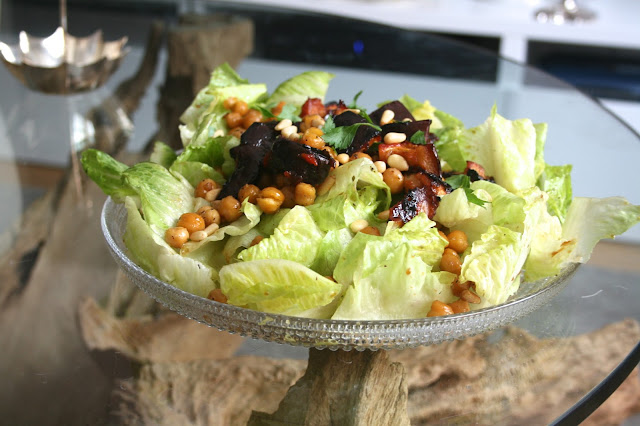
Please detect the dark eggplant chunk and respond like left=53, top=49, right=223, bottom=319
left=333, top=110, right=367, bottom=127
left=389, top=185, right=440, bottom=224
left=267, top=138, right=336, bottom=185
left=369, top=100, right=415, bottom=124
left=218, top=122, right=279, bottom=199
left=381, top=119, right=432, bottom=140
left=346, top=126, right=381, bottom=156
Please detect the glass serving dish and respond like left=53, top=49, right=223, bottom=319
left=101, top=197, right=579, bottom=350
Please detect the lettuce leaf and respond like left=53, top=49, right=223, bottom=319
left=266, top=71, right=335, bottom=108
left=537, top=164, right=572, bottom=223
left=80, top=149, right=136, bottom=203
left=219, top=259, right=342, bottom=317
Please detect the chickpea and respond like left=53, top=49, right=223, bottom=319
left=449, top=299, right=470, bottom=314
left=460, top=289, right=481, bottom=304
left=451, top=279, right=471, bottom=297
left=225, top=111, right=243, bottom=128
left=250, top=235, right=264, bottom=247
left=256, top=187, right=285, bottom=214
left=382, top=168, right=404, bottom=194
left=229, top=127, right=244, bottom=139
left=165, top=227, right=189, bottom=248
left=201, top=208, right=221, bottom=226
left=232, top=100, right=249, bottom=116
left=440, top=248, right=462, bottom=275
left=271, top=101, right=286, bottom=116
left=177, top=212, right=205, bottom=234
left=294, top=182, right=316, bottom=206
left=196, top=205, right=213, bottom=215
left=427, top=300, right=454, bottom=317
left=280, top=185, right=296, bottom=208
left=302, top=130, right=325, bottom=149
left=207, top=288, right=228, bottom=304
left=447, top=230, right=468, bottom=254
left=238, top=184, right=260, bottom=204
left=223, top=97, right=237, bottom=110
left=359, top=226, right=381, bottom=236
left=350, top=152, right=372, bottom=162
left=219, top=196, right=243, bottom=222
left=242, top=109, right=263, bottom=129
left=195, top=178, right=218, bottom=199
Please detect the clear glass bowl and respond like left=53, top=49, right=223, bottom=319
left=101, top=197, right=579, bottom=350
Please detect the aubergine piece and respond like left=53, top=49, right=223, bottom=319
left=378, top=141, right=442, bottom=176
left=381, top=119, right=432, bottom=140
left=346, top=127, right=381, bottom=156
left=218, top=121, right=279, bottom=199
left=389, top=185, right=441, bottom=224
left=333, top=110, right=367, bottom=127
left=369, top=100, right=415, bottom=124
left=267, top=138, right=336, bottom=185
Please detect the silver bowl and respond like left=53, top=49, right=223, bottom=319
left=0, top=27, right=129, bottom=94
left=102, top=197, right=580, bottom=351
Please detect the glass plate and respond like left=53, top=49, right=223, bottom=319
left=101, top=197, right=579, bottom=350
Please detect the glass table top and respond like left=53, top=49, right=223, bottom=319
left=0, top=1, right=639, bottom=425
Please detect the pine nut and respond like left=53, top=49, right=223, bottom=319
left=380, top=109, right=395, bottom=125
left=213, top=129, right=225, bottom=137
left=384, top=132, right=406, bottom=144
left=275, top=119, right=292, bottom=131
left=204, top=223, right=219, bottom=236
left=281, top=125, right=298, bottom=138
left=374, top=161, right=387, bottom=173
left=190, top=230, right=208, bottom=242
left=205, top=188, right=221, bottom=202
left=377, top=209, right=390, bottom=221
left=349, top=219, right=369, bottom=233
left=337, top=153, right=350, bottom=164
left=387, top=154, right=409, bottom=171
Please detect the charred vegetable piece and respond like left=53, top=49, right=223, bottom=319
left=379, top=142, right=442, bottom=176
left=267, top=138, right=336, bottom=185
left=325, top=100, right=348, bottom=116
left=218, top=122, right=279, bottom=199
left=464, top=161, right=492, bottom=181
left=301, top=98, right=327, bottom=118
left=389, top=185, right=440, bottom=223
left=346, top=129, right=381, bottom=156
left=381, top=119, right=432, bottom=140
left=333, top=110, right=367, bottom=127
left=369, top=100, right=415, bottom=124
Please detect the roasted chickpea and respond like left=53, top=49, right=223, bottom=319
left=449, top=299, right=470, bottom=314
left=359, top=226, right=381, bottom=236
left=440, top=247, right=462, bottom=275
left=207, top=288, right=228, bottom=303
left=438, top=230, right=450, bottom=247
left=447, top=230, right=468, bottom=254
left=460, top=289, right=481, bottom=304
left=195, top=178, right=218, bottom=199
left=177, top=212, right=205, bottom=234
left=196, top=205, right=213, bottom=215
left=350, top=152, right=372, bottom=162
left=229, top=127, right=244, bottom=139
left=294, top=182, right=316, bottom=206
left=219, top=196, right=243, bottom=222
left=382, top=168, right=404, bottom=194
left=225, top=111, right=243, bottom=128
left=271, top=101, right=286, bottom=116
left=256, top=187, right=285, bottom=214
left=223, top=97, right=237, bottom=110
left=280, top=185, right=296, bottom=208
left=302, top=130, right=325, bottom=149
left=451, top=279, right=471, bottom=297
left=238, top=184, right=260, bottom=204
left=427, top=300, right=454, bottom=317
left=165, top=227, right=189, bottom=248
left=242, top=109, right=263, bottom=129
left=201, top=208, right=221, bottom=226
left=232, top=99, right=249, bottom=116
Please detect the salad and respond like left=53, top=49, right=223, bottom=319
left=82, top=63, right=640, bottom=321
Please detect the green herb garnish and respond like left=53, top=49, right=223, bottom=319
left=445, top=174, right=489, bottom=207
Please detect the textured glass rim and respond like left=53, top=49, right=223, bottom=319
left=101, top=197, right=579, bottom=350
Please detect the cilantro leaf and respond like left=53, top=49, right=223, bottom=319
left=410, top=130, right=427, bottom=145
left=445, top=174, right=489, bottom=208
left=322, top=121, right=381, bottom=151
left=322, top=115, right=336, bottom=133
left=252, top=104, right=300, bottom=122
left=348, top=90, right=364, bottom=110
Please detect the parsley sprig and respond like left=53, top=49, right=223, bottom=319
left=445, top=174, right=489, bottom=207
